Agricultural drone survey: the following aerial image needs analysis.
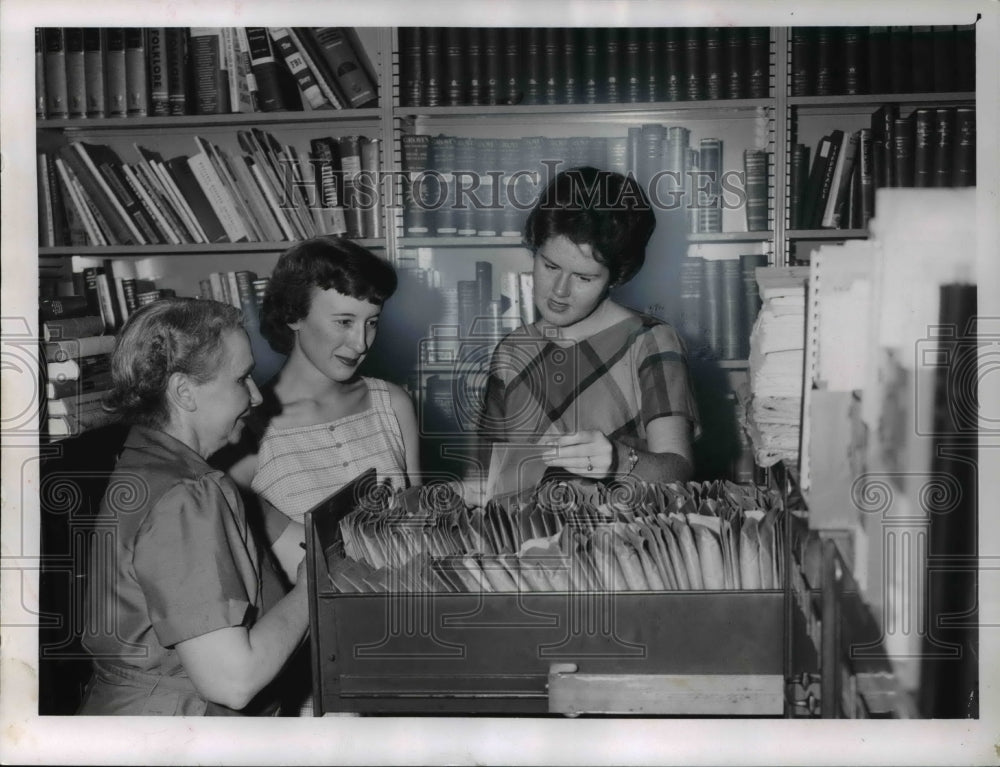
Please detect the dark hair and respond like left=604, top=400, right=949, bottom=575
left=105, top=298, right=244, bottom=428
left=524, top=166, right=656, bottom=285
left=260, top=237, right=398, bottom=355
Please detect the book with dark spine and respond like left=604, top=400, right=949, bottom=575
left=465, top=28, right=483, bottom=106
left=288, top=28, right=347, bottom=110
left=746, top=27, right=769, bottom=98
left=542, top=27, right=560, bottom=105
left=684, top=28, right=704, bottom=101
left=955, top=24, right=975, bottom=91
left=124, top=28, right=148, bottom=116
left=43, top=28, right=68, bottom=119
left=482, top=28, right=501, bottom=105
left=842, top=26, right=866, bottom=95
left=814, top=27, right=837, bottom=96
left=642, top=28, right=660, bottom=102
left=892, top=114, right=915, bottom=187
left=268, top=27, right=327, bottom=110
left=720, top=259, right=743, bottom=360
left=932, top=26, right=956, bottom=92
left=790, top=27, right=812, bottom=97
left=697, top=138, right=722, bottom=234
left=401, top=133, right=431, bottom=235
left=812, top=130, right=844, bottom=227
left=724, top=27, right=746, bottom=99
left=623, top=28, right=641, bottom=103
left=399, top=27, right=423, bottom=107
left=35, top=29, right=46, bottom=118
left=40, top=296, right=91, bottom=323
left=104, top=28, right=127, bottom=117
left=889, top=26, right=911, bottom=93
left=913, top=108, right=934, bottom=187
left=444, top=27, right=464, bottom=106
left=497, top=137, right=524, bottom=237
left=523, top=28, right=542, bottom=105
left=910, top=26, right=935, bottom=93
left=423, top=28, right=442, bottom=107
left=703, top=27, right=723, bottom=100
left=244, top=28, right=286, bottom=112
left=475, top=261, right=493, bottom=327
left=870, top=103, right=899, bottom=188
left=454, top=137, right=477, bottom=236
left=664, top=28, right=684, bottom=102
left=430, top=134, right=457, bottom=235
left=165, top=28, right=189, bottom=115
left=743, top=149, right=768, bottom=232
left=360, top=137, right=383, bottom=239
left=604, top=27, right=622, bottom=103
left=338, top=135, right=365, bottom=239
left=824, top=130, right=858, bottom=228
left=561, top=28, right=578, bottom=104
left=702, top=258, right=723, bottom=356
left=789, top=143, right=810, bottom=230
left=163, top=154, right=228, bottom=242
left=64, top=28, right=86, bottom=118
left=502, top=28, right=521, bottom=105
left=309, top=28, right=377, bottom=108
left=952, top=107, right=975, bottom=187
left=475, top=138, right=499, bottom=237
left=678, top=257, right=704, bottom=351
left=857, top=128, right=875, bottom=227
left=146, top=28, right=169, bottom=116
left=867, top=26, right=890, bottom=94
left=190, top=28, right=225, bottom=114
left=578, top=28, right=599, bottom=104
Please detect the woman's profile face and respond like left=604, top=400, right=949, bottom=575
left=289, top=287, right=381, bottom=382
left=532, top=234, right=612, bottom=329
left=189, top=328, right=262, bottom=457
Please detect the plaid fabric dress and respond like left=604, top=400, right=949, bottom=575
left=480, top=313, right=701, bottom=448
left=251, top=377, right=407, bottom=522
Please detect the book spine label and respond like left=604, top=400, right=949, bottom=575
left=147, top=28, right=169, bottom=115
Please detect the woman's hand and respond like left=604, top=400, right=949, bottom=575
left=541, top=431, right=615, bottom=478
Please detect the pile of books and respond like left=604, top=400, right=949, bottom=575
left=743, top=266, right=809, bottom=467
left=40, top=296, right=119, bottom=440
left=399, top=27, right=770, bottom=108
left=37, top=131, right=382, bottom=248
left=36, top=27, right=377, bottom=120
left=326, top=477, right=784, bottom=593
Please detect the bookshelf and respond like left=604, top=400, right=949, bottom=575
left=35, top=24, right=978, bottom=464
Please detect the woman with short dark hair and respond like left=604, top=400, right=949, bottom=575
left=480, top=166, right=700, bottom=483
left=79, top=298, right=307, bottom=715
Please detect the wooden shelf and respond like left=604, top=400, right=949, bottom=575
left=36, top=109, right=383, bottom=131
left=398, top=236, right=526, bottom=249
left=788, top=91, right=975, bottom=108
left=38, top=239, right=387, bottom=257
left=688, top=231, right=774, bottom=243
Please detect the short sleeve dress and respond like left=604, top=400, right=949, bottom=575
left=251, top=377, right=408, bottom=522
left=480, top=313, right=701, bottom=449
left=79, top=425, right=289, bottom=716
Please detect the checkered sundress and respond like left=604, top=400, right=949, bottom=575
left=251, top=377, right=407, bottom=523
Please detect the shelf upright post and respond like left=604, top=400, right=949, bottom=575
left=380, top=26, right=401, bottom=265
left=773, top=26, right=789, bottom=267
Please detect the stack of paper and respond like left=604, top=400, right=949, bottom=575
left=325, top=478, right=785, bottom=594
left=745, top=267, right=809, bottom=467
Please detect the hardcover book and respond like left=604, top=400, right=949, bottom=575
left=64, top=28, right=86, bottom=118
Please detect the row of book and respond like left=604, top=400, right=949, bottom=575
left=678, top=254, right=767, bottom=362
left=790, top=106, right=976, bottom=231
left=401, top=130, right=769, bottom=239
left=399, top=27, right=771, bottom=108
left=38, top=131, right=383, bottom=248
left=36, top=27, right=377, bottom=120
left=790, top=25, right=976, bottom=98
left=327, top=477, right=784, bottom=593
